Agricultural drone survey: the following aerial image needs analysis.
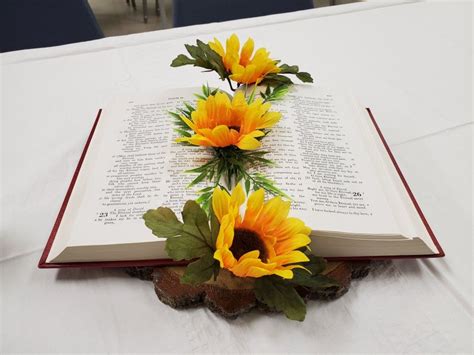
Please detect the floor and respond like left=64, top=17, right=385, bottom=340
left=88, top=0, right=361, bottom=37
left=89, top=0, right=163, bottom=37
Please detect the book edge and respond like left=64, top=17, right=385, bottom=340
left=366, top=108, right=445, bottom=258
left=38, top=109, right=103, bottom=268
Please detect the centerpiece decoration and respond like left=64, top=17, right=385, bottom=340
left=144, top=184, right=338, bottom=321
left=169, top=34, right=313, bottom=209
left=142, top=34, right=341, bottom=321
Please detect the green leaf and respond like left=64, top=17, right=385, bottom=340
left=174, top=128, right=192, bottom=137
left=198, top=186, right=214, bottom=193
left=244, top=179, right=251, bottom=194
left=183, top=102, right=195, bottom=113
left=260, top=84, right=290, bottom=102
left=182, top=200, right=212, bottom=246
left=171, top=54, right=195, bottom=67
left=195, top=191, right=212, bottom=204
left=272, top=84, right=290, bottom=99
left=279, top=64, right=299, bottom=74
left=172, top=40, right=228, bottom=81
left=202, top=84, right=209, bottom=97
left=260, top=74, right=293, bottom=87
left=288, top=254, right=339, bottom=289
left=251, top=173, right=291, bottom=199
left=254, top=276, right=306, bottom=321
left=185, top=158, right=216, bottom=173
left=143, top=208, right=183, bottom=238
left=201, top=199, right=211, bottom=215
left=187, top=171, right=208, bottom=187
left=296, top=72, right=313, bottom=83
left=196, top=40, right=227, bottom=80
left=303, top=254, right=327, bottom=275
left=168, top=111, right=182, bottom=120
left=291, top=272, right=340, bottom=289
left=165, top=233, right=210, bottom=260
left=180, top=253, right=219, bottom=285
left=148, top=200, right=215, bottom=261
left=184, top=44, right=201, bottom=59
left=169, top=110, right=192, bottom=131
left=177, top=107, right=191, bottom=118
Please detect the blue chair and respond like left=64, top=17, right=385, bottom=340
left=173, top=0, right=313, bottom=27
left=0, top=0, right=104, bottom=53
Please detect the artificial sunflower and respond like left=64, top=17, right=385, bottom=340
left=209, top=34, right=281, bottom=85
left=177, top=90, right=281, bottom=150
left=212, top=184, right=312, bottom=279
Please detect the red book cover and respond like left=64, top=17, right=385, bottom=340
left=38, top=108, right=444, bottom=269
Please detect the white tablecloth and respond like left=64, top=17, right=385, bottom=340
left=1, top=1, right=472, bottom=353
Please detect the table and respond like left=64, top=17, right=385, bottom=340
left=1, top=1, right=472, bottom=353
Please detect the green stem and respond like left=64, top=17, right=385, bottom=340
left=226, top=77, right=236, bottom=91
left=247, top=83, right=258, bottom=104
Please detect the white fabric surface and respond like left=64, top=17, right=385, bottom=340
left=1, top=1, right=472, bottom=353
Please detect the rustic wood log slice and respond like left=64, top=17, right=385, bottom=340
left=125, top=261, right=374, bottom=319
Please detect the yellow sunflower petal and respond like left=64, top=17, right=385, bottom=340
left=242, top=188, right=265, bottom=227
left=230, top=64, right=258, bottom=84
left=209, top=37, right=225, bottom=57
left=210, top=125, right=234, bottom=147
left=236, top=134, right=262, bottom=150
left=230, top=183, right=246, bottom=209
left=272, top=268, right=294, bottom=279
left=223, top=34, right=240, bottom=70
left=231, top=258, right=275, bottom=278
left=180, top=115, right=196, bottom=130
left=231, top=90, right=247, bottom=107
left=269, top=250, right=309, bottom=266
left=176, top=135, right=213, bottom=146
left=237, top=250, right=260, bottom=261
left=257, top=111, right=281, bottom=129
left=274, top=233, right=312, bottom=255
left=226, top=34, right=240, bottom=53
left=240, top=38, right=254, bottom=66
left=258, top=197, right=291, bottom=232
left=245, top=266, right=274, bottom=278
left=229, top=64, right=246, bottom=83
left=214, top=246, right=236, bottom=268
left=273, top=217, right=310, bottom=241
left=248, top=130, right=265, bottom=138
left=212, top=187, right=231, bottom=222
left=216, top=214, right=235, bottom=249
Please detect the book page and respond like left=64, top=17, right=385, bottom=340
left=57, top=88, right=210, bottom=248
left=265, top=86, right=403, bottom=235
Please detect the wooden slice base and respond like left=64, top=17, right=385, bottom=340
left=126, top=261, right=374, bottom=319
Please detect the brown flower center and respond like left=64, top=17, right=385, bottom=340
left=230, top=228, right=267, bottom=261
left=229, top=125, right=240, bottom=132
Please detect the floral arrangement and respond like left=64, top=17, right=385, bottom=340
left=171, top=34, right=313, bottom=90
left=169, top=85, right=288, bottom=211
left=143, top=34, right=336, bottom=321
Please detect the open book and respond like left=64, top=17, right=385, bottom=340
left=39, top=86, right=444, bottom=268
